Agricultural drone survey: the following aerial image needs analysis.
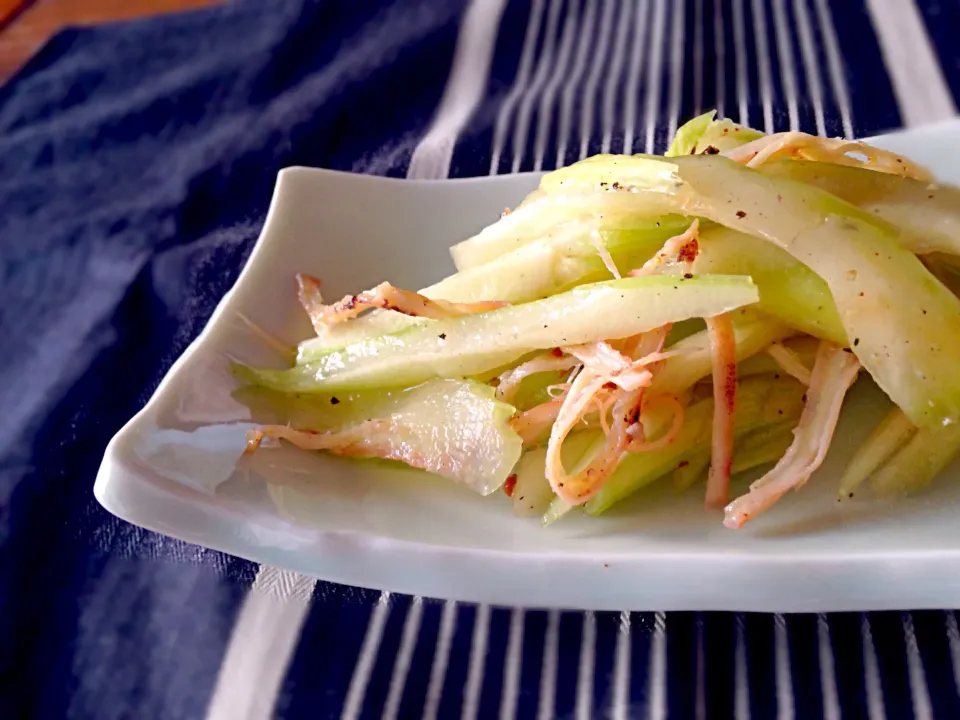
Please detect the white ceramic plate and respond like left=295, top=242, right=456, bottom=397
left=95, top=119, right=960, bottom=612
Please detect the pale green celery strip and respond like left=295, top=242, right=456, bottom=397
left=838, top=407, right=916, bottom=499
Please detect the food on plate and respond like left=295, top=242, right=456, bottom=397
left=236, top=110, right=960, bottom=529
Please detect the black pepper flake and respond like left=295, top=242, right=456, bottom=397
left=774, top=373, right=781, bottom=379
left=776, top=194, right=782, bottom=202
left=777, top=409, right=784, bottom=415
left=703, top=145, right=720, bottom=155
left=848, top=492, right=854, bottom=499
left=683, top=273, right=694, bottom=279
left=853, top=338, right=860, bottom=346
left=801, top=393, right=808, bottom=403
left=330, top=396, right=340, bottom=405
left=929, top=194, right=934, bottom=199
left=922, top=309, right=928, bottom=315
left=735, top=210, right=747, bottom=219
left=656, top=221, right=661, bottom=227
left=612, top=181, right=621, bottom=190
left=438, top=333, right=447, bottom=340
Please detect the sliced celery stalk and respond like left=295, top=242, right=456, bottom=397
left=298, top=223, right=691, bottom=364
left=585, top=376, right=806, bottom=515
left=297, top=312, right=428, bottom=363
left=241, top=379, right=522, bottom=495
left=240, top=274, right=759, bottom=394
left=512, top=431, right=601, bottom=517
left=694, top=227, right=847, bottom=344
left=730, top=423, right=795, bottom=475
left=422, top=223, right=689, bottom=304
left=672, top=421, right=795, bottom=492
left=692, top=117, right=765, bottom=154
left=870, top=423, right=960, bottom=496
left=736, top=336, right=818, bottom=378
left=671, top=451, right=711, bottom=491
left=653, top=313, right=794, bottom=396
left=761, top=160, right=960, bottom=257
left=541, top=154, right=960, bottom=428
left=838, top=407, right=916, bottom=499
left=666, top=111, right=717, bottom=156
left=450, top=192, right=687, bottom=270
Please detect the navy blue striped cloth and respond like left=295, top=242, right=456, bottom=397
left=2, top=0, right=960, bottom=717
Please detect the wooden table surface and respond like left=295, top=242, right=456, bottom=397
left=0, top=0, right=221, bottom=81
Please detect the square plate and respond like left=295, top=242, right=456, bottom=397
left=95, top=119, right=960, bottom=611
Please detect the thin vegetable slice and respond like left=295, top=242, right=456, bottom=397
left=838, top=407, right=916, bottom=499
left=241, top=274, right=759, bottom=394
left=870, top=423, right=960, bottom=495
left=652, top=313, right=794, bottom=396
left=245, top=379, right=522, bottom=495
left=760, top=159, right=960, bottom=258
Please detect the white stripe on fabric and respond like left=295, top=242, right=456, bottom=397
left=381, top=597, right=424, bottom=720
left=864, top=0, right=957, bottom=127
left=575, top=612, right=596, bottom=720
left=462, top=604, right=492, bottom=720
left=408, top=0, right=508, bottom=179
left=771, top=0, right=800, bottom=132
left=811, top=0, right=854, bottom=138
left=648, top=612, right=668, bottom=720
left=735, top=613, right=751, bottom=720
left=205, top=568, right=314, bottom=720
left=774, top=614, right=794, bottom=720
left=622, top=0, right=652, bottom=155
left=903, top=613, right=933, bottom=720
left=342, top=592, right=393, bottom=720
left=611, top=611, right=632, bottom=720
left=643, top=0, right=668, bottom=154
left=499, top=608, right=525, bottom=720
left=695, top=614, right=706, bottom=720
left=751, top=0, right=775, bottom=133
left=556, top=0, right=599, bottom=167
left=537, top=610, right=561, bottom=720
left=665, top=0, right=686, bottom=142
left=792, top=0, right=827, bottom=136
left=578, top=0, right=617, bottom=160
left=693, top=0, right=704, bottom=116
left=533, top=0, right=581, bottom=171
left=714, top=0, right=727, bottom=117
left=600, top=0, right=634, bottom=153
left=817, top=614, right=840, bottom=720
left=423, top=601, right=458, bottom=720
left=489, top=0, right=547, bottom=174
left=947, top=611, right=960, bottom=695
left=732, top=0, right=750, bottom=127
left=861, top=614, right=887, bottom=720
left=510, top=0, right=565, bottom=173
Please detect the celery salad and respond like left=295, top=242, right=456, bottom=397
left=236, top=111, right=960, bottom=530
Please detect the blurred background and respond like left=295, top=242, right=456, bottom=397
left=1, top=0, right=959, bottom=718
